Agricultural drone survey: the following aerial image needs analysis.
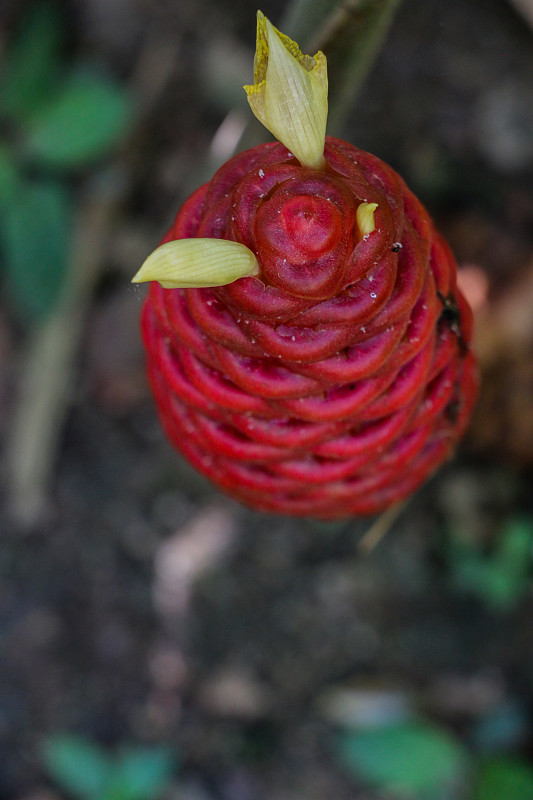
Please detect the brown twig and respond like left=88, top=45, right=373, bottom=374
left=357, top=500, right=407, bottom=554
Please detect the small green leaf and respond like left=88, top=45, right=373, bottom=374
left=473, top=758, right=533, bottom=800
left=0, top=179, right=71, bottom=320
left=41, top=734, right=113, bottom=800
left=24, top=68, right=133, bottom=169
left=0, top=2, right=64, bottom=122
left=108, top=746, right=176, bottom=800
left=336, top=721, right=468, bottom=797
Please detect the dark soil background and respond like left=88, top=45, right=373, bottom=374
left=1, top=0, right=533, bottom=797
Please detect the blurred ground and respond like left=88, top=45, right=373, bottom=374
left=1, top=0, right=533, bottom=797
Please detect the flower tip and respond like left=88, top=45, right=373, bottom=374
left=131, top=266, right=147, bottom=284
left=356, top=202, right=378, bottom=236
left=244, top=11, right=328, bottom=170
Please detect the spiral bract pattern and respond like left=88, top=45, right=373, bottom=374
left=141, top=138, right=478, bottom=518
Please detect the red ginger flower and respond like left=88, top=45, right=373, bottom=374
left=134, top=14, right=478, bottom=519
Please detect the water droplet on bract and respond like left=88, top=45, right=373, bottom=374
left=370, top=292, right=377, bottom=299
left=131, top=284, right=143, bottom=302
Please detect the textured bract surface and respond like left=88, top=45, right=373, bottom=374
left=141, top=138, right=478, bottom=518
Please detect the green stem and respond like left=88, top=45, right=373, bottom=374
left=318, top=0, right=404, bottom=136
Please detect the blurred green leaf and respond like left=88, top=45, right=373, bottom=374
left=0, top=144, right=20, bottom=206
left=452, top=559, right=519, bottom=612
left=336, top=721, right=468, bottom=797
left=495, top=518, right=533, bottom=573
left=0, top=2, right=64, bottom=122
left=473, top=758, right=533, bottom=800
left=450, top=517, right=533, bottom=612
left=104, top=746, right=175, bottom=800
left=41, top=734, right=113, bottom=800
left=24, top=68, right=133, bottom=169
left=0, top=178, right=71, bottom=319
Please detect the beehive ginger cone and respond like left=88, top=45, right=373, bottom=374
left=133, top=12, right=478, bottom=519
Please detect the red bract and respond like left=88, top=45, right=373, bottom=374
left=141, top=137, right=478, bottom=518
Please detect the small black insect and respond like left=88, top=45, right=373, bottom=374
left=437, top=291, right=461, bottom=328
left=437, top=291, right=468, bottom=354
left=445, top=396, right=461, bottom=424
left=391, top=242, right=402, bottom=252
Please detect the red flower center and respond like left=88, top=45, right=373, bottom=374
left=253, top=177, right=356, bottom=301
left=276, top=195, right=342, bottom=259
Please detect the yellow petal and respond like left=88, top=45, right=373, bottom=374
left=356, top=202, right=378, bottom=236
left=132, top=238, right=260, bottom=288
left=244, top=11, right=328, bottom=169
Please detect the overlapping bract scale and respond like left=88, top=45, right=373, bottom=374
left=141, top=137, right=478, bottom=519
